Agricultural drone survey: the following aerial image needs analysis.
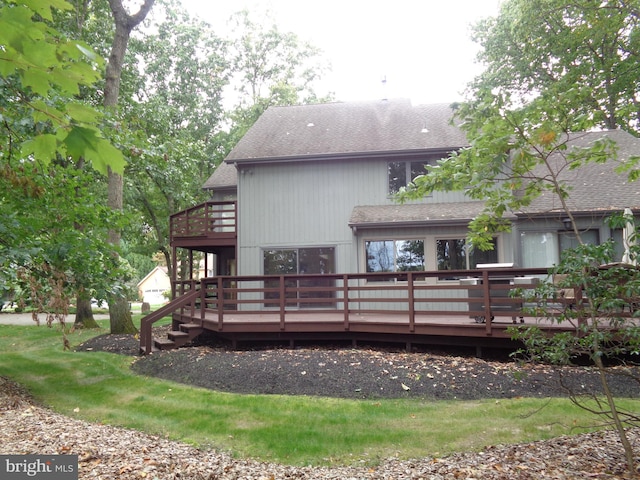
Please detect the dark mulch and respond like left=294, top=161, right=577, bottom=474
left=76, top=333, right=640, bottom=400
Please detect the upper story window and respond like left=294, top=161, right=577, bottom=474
left=388, top=161, right=429, bottom=195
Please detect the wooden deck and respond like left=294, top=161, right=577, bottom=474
left=175, top=310, right=574, bottom=351
left=140, top=267, right=596, bottom=355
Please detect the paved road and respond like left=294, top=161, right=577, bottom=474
left=0, top=312, right=110, bottom=325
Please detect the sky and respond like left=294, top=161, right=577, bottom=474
left=180, top=0, right=503, bottom=105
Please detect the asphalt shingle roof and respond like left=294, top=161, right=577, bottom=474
left=522, top=130, right=640, bottom=215
left=203, top=161, right=236, bottom=190
left=226, top=99, right=466, bottom=161
left=204, top=99, right=465, bottom=189
left=203, top=100, right=640, bottom=221
left=348, top=202, right=501, bottom=228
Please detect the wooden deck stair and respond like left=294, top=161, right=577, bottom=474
left=153, top=323, right=203, bottom=351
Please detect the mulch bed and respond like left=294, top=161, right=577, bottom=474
left=76, top=332, right=640, bottom=400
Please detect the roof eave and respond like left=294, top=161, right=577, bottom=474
left=227, top=147, right=465, bottom=166
left=349, top=218, right=474, bottom=229
left=203, top=184, right=237, bottom=192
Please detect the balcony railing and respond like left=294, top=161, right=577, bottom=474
left=170, top=201, right=236, bottom=242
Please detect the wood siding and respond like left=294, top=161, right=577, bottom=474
left=237, top=158, right=470, bottom=276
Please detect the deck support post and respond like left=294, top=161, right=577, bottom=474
left=217, top=276, right=224, bottom=330
left=408, top=273, right=415, bottom=332
left=279, top=275, right=286, bottom=330
left=171, top=245, right=178, bottom=299
left=343, top=274, right=350, bottom=330
left=482, top=270, right=493, bottom=336
left=199, top=282, right=206, bottom=323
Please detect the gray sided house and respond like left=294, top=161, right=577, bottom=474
left=143, top=99, right=640, bottom=353
left=200, top=99, right=640, bottom=285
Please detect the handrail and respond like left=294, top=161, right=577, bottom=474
left=196, top=267, right=554, bottom=330
left=170, top=201, right=236, bottom=240
left=139, top=288, right=201, bottom=354
left=143, top=267, right=596, bottom=354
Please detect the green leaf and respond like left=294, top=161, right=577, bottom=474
left=21, top=134, right=58, bottom=163
left=66, top=102, right=99, bottom=124
left=21, top=67, right=51, bottom=96
left=75, top=43, right=102, bottom=64
left=48, top=67, right=81, bottom=95
left=0, top=6, right=45, bottom=48
left=30, top=99, right=66, bottom=126
left=62, top=126, right=100, bottom=157
left=87, top=138, right=126, bottom=176
left=0, top=50, right=20, bottom=77
left=63, top=127, right=126, bottom=175
left=21, top=37, right=58, bottom=69
left=21, top=0, right=72, bottom=21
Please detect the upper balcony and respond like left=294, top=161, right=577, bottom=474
left=170, top=201, right=237, bottom=250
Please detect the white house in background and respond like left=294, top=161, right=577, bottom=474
left=137, top=266, right=170, bottom=304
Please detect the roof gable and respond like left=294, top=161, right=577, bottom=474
left=136, top=266, right=169, bottom=288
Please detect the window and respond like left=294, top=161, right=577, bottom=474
left=521, top=232, right=559, bottom=267
left=263, top=247, right=335, bottom=307
left=388, top=161, right=429, bottom=194
left=366, top=240, right=425, bottom=272
left=436, top=237, right=498, bottom=278
left=521, top=230, right=600, bottom=268
left=611, top=229, right=625, bottom=261
left=436, top=239, right=466, bottom=271
left=559, top=230, right=599, bottom=253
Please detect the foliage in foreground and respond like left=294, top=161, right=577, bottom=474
left=0, top=0, right=131, bottom=325
left=0, top=321, right=638, bottom=466
left=398, top=0, right=640, bottom=474
left=510, top=240, right=640, bottom=433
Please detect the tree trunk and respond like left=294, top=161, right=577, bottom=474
left=74, top=297, right=99, bottom=328
left=108, top=295, right=136, bottom=334
left=593, top=348, right=637, bottom=476
left=104, top=0, right=155, bottom=334
left=106, top=167, right=136, bottom=334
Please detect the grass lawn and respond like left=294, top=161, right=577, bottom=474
left=0, top=317, right=637, bottom=467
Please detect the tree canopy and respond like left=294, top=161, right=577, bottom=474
left=0, top=0, right=129, bottom=328
left=400, top=0, right=640, bottom=247
left=0, top=0, right=124, bottom=173
left=471, top=0, right=640, bottom=135
left=1, top=0, right=332, bottom=321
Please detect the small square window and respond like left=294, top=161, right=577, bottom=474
left=388, top=161, right=429, bottom=194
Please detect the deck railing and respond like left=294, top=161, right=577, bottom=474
left=140, top=266, right=581, bottom=353
left=198, top=268, right=553, bottom=330
left=140, top=288, right=201, bottom=354
left=170, top=201, right=236, bottom=241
